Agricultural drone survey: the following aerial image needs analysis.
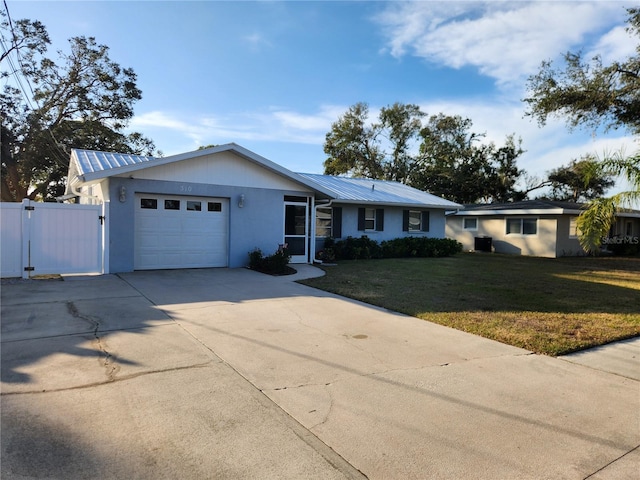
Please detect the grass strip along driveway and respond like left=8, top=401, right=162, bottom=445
left=300, top=254, right=640, bottom=356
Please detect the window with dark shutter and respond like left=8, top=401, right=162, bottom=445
left=375, top=209, right=384, bottom=231
left=358, top=208, right=366, bottom=231
left=421, top=211, right=430, bottom=232
left=405, top=210, right=424, bottom=232
left=332, top=207, right=342, bottom=238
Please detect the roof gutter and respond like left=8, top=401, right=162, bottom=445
left=329, top=199, right=461, bottom=209
left=63, top=175, right=100, bottom=203
left=451, top=208, right=583, bottom=216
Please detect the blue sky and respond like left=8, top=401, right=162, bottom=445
left=5, top=1, right=637, bottom=193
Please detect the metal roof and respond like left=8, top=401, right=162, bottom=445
left=67, top=146, right=462, bottom=209
left=67, top=145, right=339, bottom=197
left=297, top=173, right=462, bottom=209
left=72, top=149, right=156, bottom=175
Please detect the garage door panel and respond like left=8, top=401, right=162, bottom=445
left=134, top=194, right=229, bottom=270
left=163, top=235, right=183, bottom=249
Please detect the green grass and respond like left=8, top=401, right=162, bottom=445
left=299, top=254, right=640, bottom=355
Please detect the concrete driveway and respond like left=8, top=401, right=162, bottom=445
left=2, top=266, right=638, bottom=479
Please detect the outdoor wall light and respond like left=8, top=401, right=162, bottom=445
left=238, top=194, right=245, bottom=208
left=119, top=185, right=126, bottom=203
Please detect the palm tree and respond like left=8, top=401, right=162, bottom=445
left=577, top=153, right=640, bottom=254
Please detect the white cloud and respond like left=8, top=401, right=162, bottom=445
left=588, top=24, right=638, bottom=64
left=270, top=105, right=345, bottom=131
left=370, top=1, right=636, bottom=191
left=375, top=1, right=627, bottom=86
left=131, top=111, right=193, bottom=131
left=413, top=96, right=636, bottom=197
left=129, top=105, right=346, bottom=155
left=130, top=111, right=214, bottom=149
left=131, top=101, right=636, bottom=194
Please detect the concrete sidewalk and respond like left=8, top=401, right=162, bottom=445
left=560, top=336, right=640, bottom=381
left=2, top=266, right=639, bottom=479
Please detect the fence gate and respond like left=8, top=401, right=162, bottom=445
left=1, top=199, right=104, bottom=278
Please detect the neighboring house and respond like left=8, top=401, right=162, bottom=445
left=446, top=200, right=640, bottom=257
left=65, top=144, right=461, bottom=273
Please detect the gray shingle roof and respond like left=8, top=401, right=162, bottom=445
left=449, top=200, right=586, bottom=216
left=460, top=200, right=588, bottom=211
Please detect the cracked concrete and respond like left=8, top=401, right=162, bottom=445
left=2, top=266, right=639, bottom=479
left=66, top=301, right=120, bottom=381
left=2, top=361, right=215, bottom=396
left=2, top=272, right=363, bottom=480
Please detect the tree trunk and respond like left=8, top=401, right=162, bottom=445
left=1, top=159, right=30, bottom=202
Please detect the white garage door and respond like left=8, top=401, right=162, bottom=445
left=135, top=194, right=229, bottom=270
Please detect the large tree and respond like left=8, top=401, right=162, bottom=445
left=1, top=15, right=156, bottom=201
left=523, top=7, right=640, bottom=253
left=524, top=8, right=640, bottom=136
left=412, top=114, right=525, bottom=203
left=323, top=102, right=424, bottom=182
left=323, top=103, right=525, bottom=203
left=546, top=155, right=614, bottom=202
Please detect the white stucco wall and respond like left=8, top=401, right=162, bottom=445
left=338, top=205, right=447, bottom=241
left=116, top=151, right=307, bottom=192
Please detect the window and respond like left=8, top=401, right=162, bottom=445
left=316, top=207, right=332, bottom=238
left=164, top=199, right=180, bottom=210
left=284, top=195, right=308, bottom=203
left=626, top=221, right=633, bottom=236
left=140, top=198, right=157, bottom=209
left=523, top=218, right=537, bottom=235
left=208, top=202, right=222, bottom=212
left=187, top=201, right=201, bottom=211
left=285, top=204, right=306, bottom=235
left=358, top=208, right=384, bottom=231
left=463, top=217, right=478, bottom=230
left=403, top=210, right=430, bottom=232
left=365, top=208, right=376, bottom=230
left=569, top=216, right=581, bottom=237
left=506, top=218, right=520, bottom=234
left=408, top=211, right=421, bottom=231
left=506, top=218, right=537, bottom=235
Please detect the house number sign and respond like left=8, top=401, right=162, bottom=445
left=179, top=185, right=193, bottom=193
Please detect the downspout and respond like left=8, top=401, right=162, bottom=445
left=313, top=199, right=334, bottom=264
left=68, top=176, right=100, bottom=203
left=70, top=184, right=100, bottom=202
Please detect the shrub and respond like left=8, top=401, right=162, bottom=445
left=329, top=236, right=462, bottom=260
left=332, top=236, right=382, bottom=260
left=604, top=239, right=640, bottom=256
left=248, top=248, right=264, bottom=269
left=316, top=237, right=337, bottom=262
left=248, top=246, right=293, bottom=275
left=381, top=237, right=463, bottom=258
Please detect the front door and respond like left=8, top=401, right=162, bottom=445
left=284, top=199, right=308, bottom=263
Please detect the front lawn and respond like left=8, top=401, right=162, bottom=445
left=299, top=254, right=640, bottom=355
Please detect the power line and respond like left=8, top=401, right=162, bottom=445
left=1, top=1, right=70, bottom=169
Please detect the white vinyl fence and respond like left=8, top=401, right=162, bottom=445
left=1, top=199, right=104, bottom=278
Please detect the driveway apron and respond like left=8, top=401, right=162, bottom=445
left=2, top=266, right=639, bottom=479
